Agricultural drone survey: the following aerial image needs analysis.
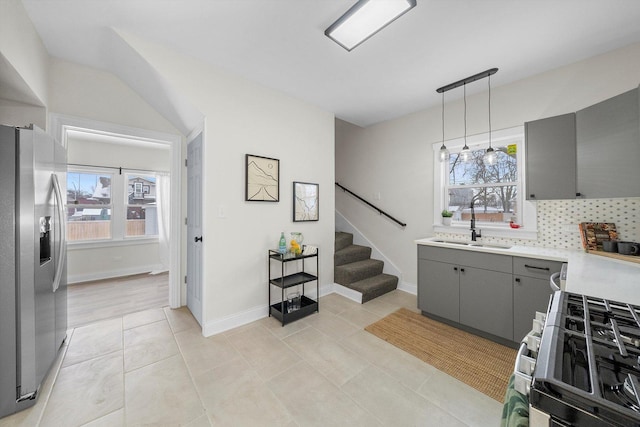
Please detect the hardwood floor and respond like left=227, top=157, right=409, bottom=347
left=67, top=272, right=169, bottom=328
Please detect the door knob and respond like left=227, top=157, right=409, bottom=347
left=194, top=236, right=203, bottom=242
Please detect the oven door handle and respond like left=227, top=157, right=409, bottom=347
left=513, top=341, right=535, bottom=396
left=516, top=341, right=537, bottom=376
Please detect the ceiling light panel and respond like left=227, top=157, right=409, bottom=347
left=325, top=0, right=416, bottom=51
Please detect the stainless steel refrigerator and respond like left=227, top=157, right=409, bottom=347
left=0, top=124, right=67, bottom=418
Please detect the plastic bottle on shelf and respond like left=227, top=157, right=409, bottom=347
left=278, top=232, right=286, bottom=254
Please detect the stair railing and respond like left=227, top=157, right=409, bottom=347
left=335, top=182, right=407, bottom=228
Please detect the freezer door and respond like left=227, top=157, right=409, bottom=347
left=16, top=127, right=57, bottom=398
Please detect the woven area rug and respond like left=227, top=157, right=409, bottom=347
left=365, top=308, right=517, bottom=402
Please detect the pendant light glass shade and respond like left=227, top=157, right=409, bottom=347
left=439, top=145, right=450, bottom=162
left=483, top=74, right=497, bottom=166
left=483, top=146, right=497, bottom=165
left=460, top=145, right=472, bottom=162
left=439, top=92, right=449, bottom=162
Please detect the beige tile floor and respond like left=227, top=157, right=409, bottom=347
left=0, top=290, right=502, bottom=426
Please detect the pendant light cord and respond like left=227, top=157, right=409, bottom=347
left=488, top=74, right=492, bottom=149
left=442, top=91, right=445, bottom=144
left=463, top=83, right=467, bottom=144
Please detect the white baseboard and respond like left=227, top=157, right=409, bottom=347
left=397, top=280, right=417, bottom=295
left=203, top=304, right=269, bottom=337
left=68, top=264, right=163, bottom=284
left=202, top=282, right=338, bottom=337
left=332, top=283, right=363, bottom=303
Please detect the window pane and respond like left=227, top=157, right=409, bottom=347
left=126, top=175, right=158, bottom=237
left=66, top=207, right=112, bottom=240
left=448, top=147, right=517, bottom=185
left=67, top=172, right=111, bottom=204
left=66, top=172, right=112, bottom=241
left=447, top=185, right=518, bottom=223
left=127, top=175, right=156, bottom=205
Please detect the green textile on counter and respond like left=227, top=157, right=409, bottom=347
left=501, top=374, right=529, bottom=427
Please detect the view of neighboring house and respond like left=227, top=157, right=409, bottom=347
left=127, top=176, right=156, bottom=220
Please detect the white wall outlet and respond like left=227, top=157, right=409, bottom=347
left=218, top=206, right=226, bottom=218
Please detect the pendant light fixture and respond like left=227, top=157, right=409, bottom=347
left=483, top=73, right=498, bottom=166
left=436, top=68, right=498, bottom=164
left=439, top=91, right=450, bottom=162
left=459, top=82, right=472, bottom=163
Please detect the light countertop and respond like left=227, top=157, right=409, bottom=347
left=416, top=237, right=640, bottom=306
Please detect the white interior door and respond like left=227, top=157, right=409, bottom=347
left=187, top=133, right=203, bottom=326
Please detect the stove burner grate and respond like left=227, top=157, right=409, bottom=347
left=610, top=376, right=640, bottom=412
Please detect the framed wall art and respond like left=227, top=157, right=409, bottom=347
left=293, top=181, right=319, bottom=222
left=245, top=154, right=279, bottom=201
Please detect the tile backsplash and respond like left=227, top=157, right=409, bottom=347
left=435, top=197, right=640, bottom=250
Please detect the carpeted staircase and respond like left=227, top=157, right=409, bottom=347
left=334, top=231, right=398, bottom=303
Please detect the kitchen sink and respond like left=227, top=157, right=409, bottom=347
left=467, top=243, right=512, bottom=249
left=432, top=239, right=468, bottom=245
left=432, top=240, right=512, bottom=250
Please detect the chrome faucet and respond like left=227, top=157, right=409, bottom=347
left=470, top=202, right=481, bottom=241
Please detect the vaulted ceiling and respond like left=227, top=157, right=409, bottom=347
left=20, top=0, right=640, bottom=127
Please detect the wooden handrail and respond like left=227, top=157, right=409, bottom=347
left=335, top=182, right=406, bottom=228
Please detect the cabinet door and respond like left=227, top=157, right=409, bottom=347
left=459, top=267, right=513, bottom=340
left=513, top=276, right=553, bottom=341
left=576, top=88, right=640, bottom=198
left=525, top=113, right=577, bottom=200
left=418, top=259, right=459, bottom=323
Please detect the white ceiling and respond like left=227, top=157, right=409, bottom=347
left=20, top=0, right=640, bottom=127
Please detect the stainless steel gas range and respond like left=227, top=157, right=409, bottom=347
left=518, top=291, right=640, bottom=426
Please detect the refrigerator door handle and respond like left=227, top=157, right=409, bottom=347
left=52, top=173, right=66, bottom=293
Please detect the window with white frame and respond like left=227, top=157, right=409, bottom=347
left=434, top=126, right=532, bottom=231
left=126, top=174, right=158, bottom=237
left=67, top=168, right=159, bottom=242
left=67, top=171, right=113, bottom=241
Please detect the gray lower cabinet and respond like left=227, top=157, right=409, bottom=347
left=512, top=257, right=563, bottom=341
left=459, top=266, right=513, bottom=340
left=418, top=258, right=459, bottom=323
left=418, top=245, right=514, bottom=341
left=418, top=246, right=564, bottom=344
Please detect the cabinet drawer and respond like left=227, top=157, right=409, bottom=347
left=418, top=245, right=459, bottom=263
left=513, top=257, right=563, bottom=280
left=458, top=250, right=512, bottom=274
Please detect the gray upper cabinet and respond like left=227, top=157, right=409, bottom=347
left=576, top=87, right=640, bottom=198
left=525, top=113, right=577, bottom=200
left=525, top=86, right=640, bottom=200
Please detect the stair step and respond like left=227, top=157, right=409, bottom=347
left=335, top=232, right=353, bottom=252
left=335, top=259, right=384, bottom=286
left=347, top=274, right=399, bottom=303
left=334, top=245, right=372, bottom=267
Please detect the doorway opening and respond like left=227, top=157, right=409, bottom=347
left=50, top=114, right=182, bottom=326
